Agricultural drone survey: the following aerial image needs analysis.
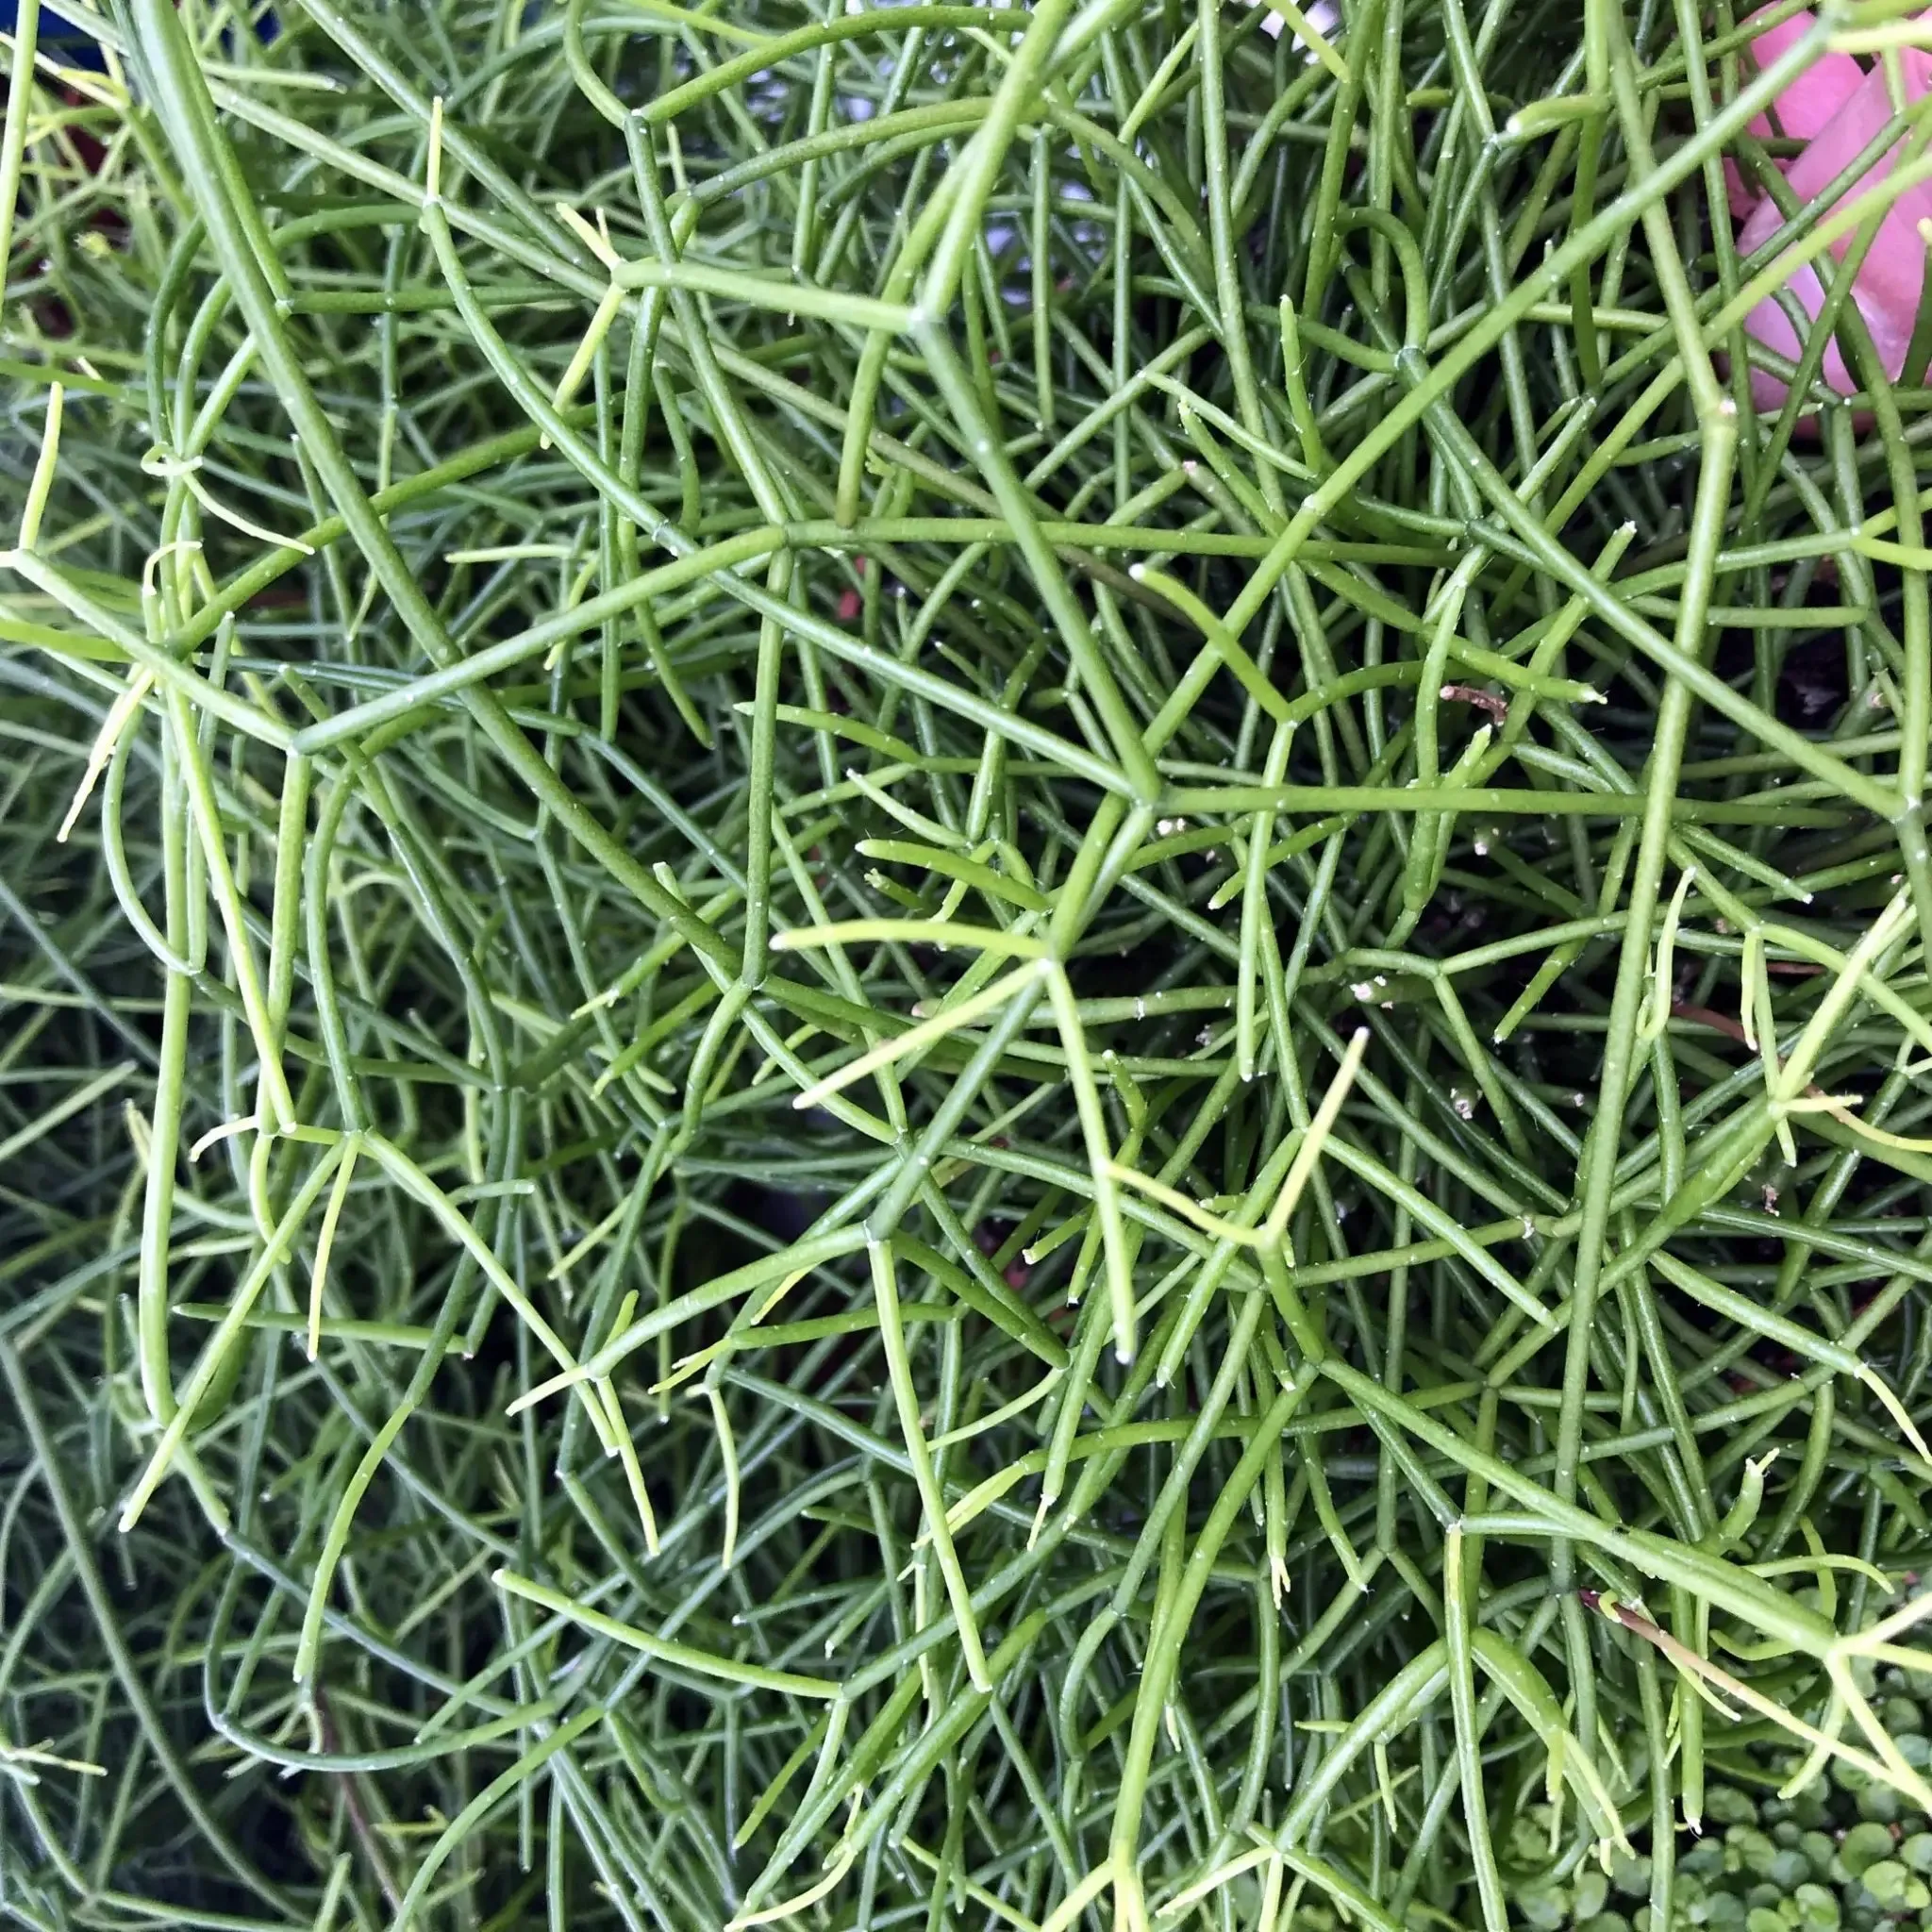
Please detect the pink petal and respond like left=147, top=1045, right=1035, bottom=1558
left=1746, top=9, right=1865, bottom=139
left=1724, top=8, right=1865, bottom=217
left=1740, top=48, right=1932, bottom=407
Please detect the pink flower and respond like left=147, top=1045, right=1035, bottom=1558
left=1733, top=30, right=1932, bottom=408
left=1724, top=8, right=1864, bottom=217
